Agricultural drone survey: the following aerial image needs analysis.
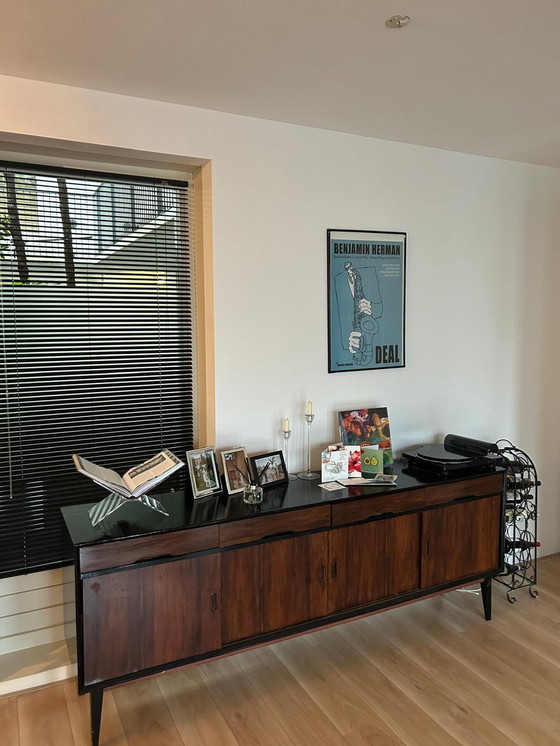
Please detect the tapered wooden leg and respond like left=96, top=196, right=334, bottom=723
left=90, top=688, right=104, bottom=746
left=480, top=577, right=492, bottom=620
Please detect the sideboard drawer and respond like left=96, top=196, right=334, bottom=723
left=332, top=473, right=504, bottom=526
left=219, top=505, right=331, bottom=547
left=79, top=525, right=220, bottom=573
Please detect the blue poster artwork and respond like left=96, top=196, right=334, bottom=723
left=328, top=230, right=406, bottom=372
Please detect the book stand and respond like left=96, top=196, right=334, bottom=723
left=88, top=491, right=169, bottom=527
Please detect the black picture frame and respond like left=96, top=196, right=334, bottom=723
left=249, top=451, right=289, bottom=488
left=327, top=229, right=406, bottom=373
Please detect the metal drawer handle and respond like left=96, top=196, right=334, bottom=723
left=210, top=592, right=218, bottom=612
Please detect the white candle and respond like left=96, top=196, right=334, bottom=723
left=306, top=400, right=313, bottom=416
left=282, top=418, right=290, bottom=432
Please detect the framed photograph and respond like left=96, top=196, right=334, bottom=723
left=221, top=446, right=250, bottom=495
left=185, top=446, right=222, bottom=498
left=327, top=229, right=406, bottom=373
left=249, top=451, right=288, bottom=488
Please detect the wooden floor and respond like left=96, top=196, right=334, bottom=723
left=3, top=555, right=560, bottom=746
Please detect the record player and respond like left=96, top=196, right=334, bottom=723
left=402, top=434, right=500, bottom=477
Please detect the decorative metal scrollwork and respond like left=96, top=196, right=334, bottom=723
left=494, top=441, right=539, bottom=602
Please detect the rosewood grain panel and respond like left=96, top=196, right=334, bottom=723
left=421, top=494, right=502, bottom=588
left=221, top=544, right=263, bottom=644
left=143, top=553, right=221, bottom=669
left=420, top=473, right=504, bottom=502
left=82, top=567, right=144, bottom=685
left=328, top=522, right=387, bottom=613
left=261, top=533, right=328, bottom=632
left=385, top=513, right=420, bottom=596
left=79, top=525, right=219, bottom=573
left=219, top=505, right=331, bottom=547
left=329, top=514, right=421, bottom=613
left=331, top=473, right=504, bottom=527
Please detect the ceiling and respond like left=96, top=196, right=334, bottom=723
left=3, top=0, right=560, bottom=168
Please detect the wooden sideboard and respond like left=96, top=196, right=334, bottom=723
left=62, top=463, right=505, bottom=746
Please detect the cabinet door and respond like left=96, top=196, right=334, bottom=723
left=329, top=522, right=387, bottom=613
left=221, top=544, right=263, bottom=644
left=82, top=566, right=145, bottom=685
left=329, top=514, right=420, bottom=614
left=82, top=553, right=220, bottom=685
left=421, top=495, right=501, bottom=589
left=385, top=513, right=420, bottom=596
left=142, top=553, right=221, bottom=670
left=261, top=532, right=328, bottom=632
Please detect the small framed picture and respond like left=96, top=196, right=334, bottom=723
left=186, top=447, right=222, bottom=498
left=249, top=451, right=288, bottom=488
left=221, top=446, right=251, bottom=495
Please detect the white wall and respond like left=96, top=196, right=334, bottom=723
left=1, top=74, right=559, bottom=564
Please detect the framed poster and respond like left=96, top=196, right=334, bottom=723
left=327, top=229, right=406, bottom=372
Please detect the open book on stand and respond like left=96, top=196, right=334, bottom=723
left=73, top=449, right=184, bottom=500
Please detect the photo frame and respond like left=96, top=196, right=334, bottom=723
left=221, top=446, right=251, bottom=495
left=249, top=451, right=288, bottom=488
left=327, top=229, right=406, bottom=373
left=185, top=446, right=222, bottom=498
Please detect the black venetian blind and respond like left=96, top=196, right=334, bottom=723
left=0, top=162, right=194, bottom=578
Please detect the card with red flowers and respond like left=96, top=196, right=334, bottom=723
left=344, top=445, right=362, bottom=477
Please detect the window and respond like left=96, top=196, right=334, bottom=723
left=0, top=162, right=194, bottom=577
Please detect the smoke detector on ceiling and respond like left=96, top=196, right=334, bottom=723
left=385, top=15, right=411, bottom=28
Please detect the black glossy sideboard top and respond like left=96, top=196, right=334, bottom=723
left=61, top=460, right=505, bottom=549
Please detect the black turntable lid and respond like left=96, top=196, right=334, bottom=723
left=416, top=445, right=476, bottom=464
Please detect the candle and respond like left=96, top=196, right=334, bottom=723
left=282, top=418, right=290, bottom=432
left=306, top=400, right=313, bottom=416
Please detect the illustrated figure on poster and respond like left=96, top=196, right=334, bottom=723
left=333, top=262, right=383, bottom=366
